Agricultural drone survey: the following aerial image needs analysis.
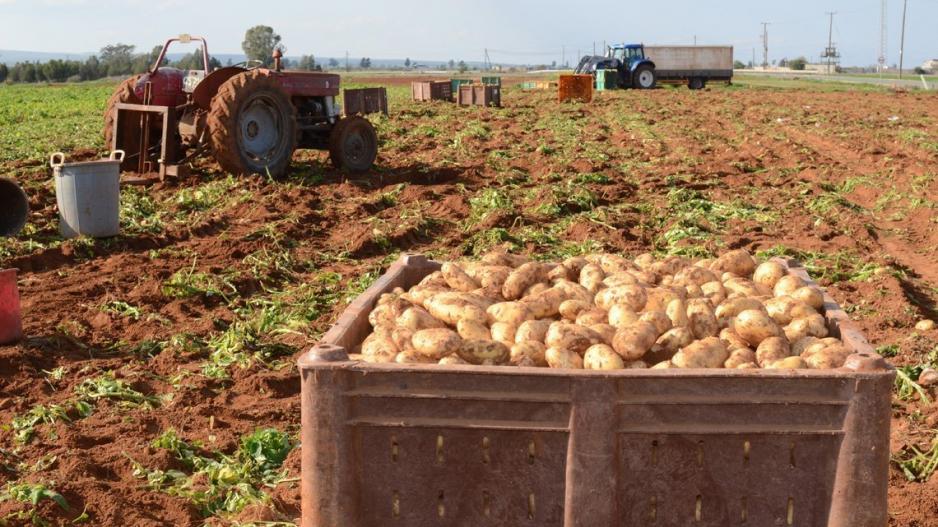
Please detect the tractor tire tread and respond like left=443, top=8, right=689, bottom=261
left=103, top=76, right=140, bottom=149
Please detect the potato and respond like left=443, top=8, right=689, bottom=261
left=685, top=283, right=704, bottom=299
left=457, top=319, right=491, bottom=341
left=439, top=355, right=469, bottom=366
left=787, top=314, right=829, bottom=339
left=547, top=264, right=574, bottom=282
left=395, top=350, right=437, bottom=364
left=755, top=336, right=791, bottom=367
left=766, top=356, right=806, bottom=369
left=553, top=280, right=594, bottom=304
left=524, top=282, right=551, bottom=298
left=490, top=322, right=518, bottom=346
left=401, top=285, right=448, bottom=308
left=562, top=256, right=589, bottom=275
left=674, top=265, right=719, bottom=287
left=666, top=298, right=689, bottom=327
left=719, top=328, right=751, bottom=351
left=596, top=284, right=647, bottom=311
left=441, top=262, right=481, bottom=292
left=584, top=344, right=626, bottom=370
left=487, top=302, right=534, bottom=326
left=515, top=319, right=552, bottom=344
left=589, top=324, right=617, bottom=344
left=599, top=254, right=635, bottom=275
left=791, top=286, right=825, bottom=311
left=764, top=296, right=801, bottom=325
left=644, top=287, right=683, bottom=313
left=578, top=263, right=606, bottom=294
left=640, top=311, right=672, bottom=337
left=733, top=309, right=783, bottom=346
left=425, top=292, right=488, bottom=326
left=481, top=251, right=528, bottom=268
left=545, top=322, right=602, bottom=354
left=753, top=261, right=787, bottom=289
left=723, top=278, right=766, bottom=298
left=736, top=362, right=760, bottom=369
left=369, top=300, right=408, bottom=329
left=715, top=297, right=765, bottom=323
left=397, top=307, right=445, bottom=332
left=687, top=299, right=719, bottom=339
left=652, top=360, right=675, bottom=369
left=701, top=281, right=727, bottom=306
left=469, top=265, right=512, bottom=289
left=503, top=262, right=548, bottom=300
left=802, top=343, right=851, bottom=369
left=457, top=339, right=510, bottom=365
left=604, top=272, right=639, bottom=288
left=609, top=304, right=640, bottom=328
left=774, top=275, right=807, bottom=297
left=791, top=336, right=821, bottom=356
left=521, top=287, right=566, bottom=319
left=361, top=333, right=398, bottom=363
left=576, top=309, right=608, bottom=326
left=412, top=328, right=462, bottom=359
left=545, top=347, right=584, bottom=369
left=611, top=321, right=658, bottom=360
left=626, top=360, right=649, bottom=369
left=559, top=299, right=592, bottom=321
left=650, top=256, right=688, bottom=277
left=391, top=328, right=416, bottom=353
left=648, top=327, right=694, bottom=363
left=724, top=347, right=757, bottom=369
left=418, top=271, right=449, bottom=288
left=634, top=253, right=656, bottom=270
left=672, top=337, right=729, bottom=368
left=711, top=249, right=757, bottom=277
left=510, top=341, right=547, bottom=367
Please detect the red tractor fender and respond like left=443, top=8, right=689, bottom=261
left=192, top=66, right=248, bottom=110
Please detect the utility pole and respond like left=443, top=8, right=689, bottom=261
left=562, top=46, right=565, bottom=69
left=761, top=22, right=770, bottom=69
left=345, top=51, right=349, bottom=72
left=694, top=35, right=697, bottom=46
left=898, top=0, right=908, bottom=79
left=820, top=12, right=840, bottom=74
left=878, top=0, right=888, bottom=74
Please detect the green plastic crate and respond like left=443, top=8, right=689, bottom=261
left=450, top=79, right=472, bottom=94
left=481, top=76, right=502, bottom=87
left=595, top=69, right=617, bottom=91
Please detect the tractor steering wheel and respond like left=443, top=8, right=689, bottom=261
left=233, top=59, right=265, bottom=70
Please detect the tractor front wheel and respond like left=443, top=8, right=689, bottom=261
left=633, top=65, right=657, bottom=89
left=207, top=70, right=297, bottom=177
left=329, top=116, right=378, bottom=173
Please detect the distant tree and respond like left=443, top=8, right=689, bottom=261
left=242, top=25, right=282, bottom=66
left=298, top=55, right=317, bottom=71
left=359, top=57, right=372, bottom=69
left=448, top=59, right=455, bottom=70
left=914, top=66, right=927, bottom=75
left=778, top=57, right=788, bottom=68
left=175, top=48, right=221, bottom=71
left=327, top=58, right=339, bottom=68
left=0, top=63, right=7, bottom=83
left=404, top=57, right=411, bottom=68
left=457, top=60, right=468, bottom=73
left=79, top=56, right=102, bottom=81
left=788, top=56, right=808, bottom=71
left=225, top=58, right=233, bottom=67
left=100, top=43, right=136, bottom=76
left=733, top=60, right=747, bottom=69
left=551, top=60, right=557, bottom=69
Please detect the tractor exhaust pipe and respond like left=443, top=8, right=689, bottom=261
left=0, top=178, right=29, bottom=237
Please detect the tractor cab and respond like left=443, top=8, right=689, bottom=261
left=608, top=44, right=647, bottom=69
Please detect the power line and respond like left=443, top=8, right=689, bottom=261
left=761, top=22, right=770, bottom=69
left=898, top=0, right=908, bottom=79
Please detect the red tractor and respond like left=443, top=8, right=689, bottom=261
left=104, top=35, right=386, bottom=181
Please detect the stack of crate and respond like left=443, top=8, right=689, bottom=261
left=558, top=74, right=594, bottom=102
left=595, top=69, right=617, bottom=91
left=411, top=81, right=452, bottom=102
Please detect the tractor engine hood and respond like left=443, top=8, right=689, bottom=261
left=134, top=68, right=188, bottom=107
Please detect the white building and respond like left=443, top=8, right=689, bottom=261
left=921, top=59, right=938, bottom=73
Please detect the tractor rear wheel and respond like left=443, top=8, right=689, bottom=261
left=329, top=116, right=378, bottom=173
left=103, top=76, right=140, bottom=149
left=633, top=65, right=657, bottom=89
left=207, top=70, right=297, bottom=177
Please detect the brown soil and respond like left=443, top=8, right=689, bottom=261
left=1, top=81, right=937, bottom=526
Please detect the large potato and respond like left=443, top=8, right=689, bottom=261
left=774, top=275, right=807, bottom=297
left=648, top=327, right=694, bottom=363
left=719, top=328, right=751, bottom=351
left=515, top=319, right=551, bottom=343
left=397, top=307, right=445, bottom=332
left=734, top=309, right=783, bottom=346
left=723, top=278, right=767, bottom=298
left=369, top=299, right=409, bottom=329
left=503, top=262, right=548, bottom=300
left=687, top=299, right=719, bottom=339
left=640, top=311, right=672, bottom=337
left=672, top=337, right=729, bottom=368
left=361, top=333, right=398, bottom=363
left=596, top=284, right=647, bottom=311
left=577, top=309, right=609, bottom=327
left=753, top=261, right=786, bottom=289
left=562, top=256, right=589, bottom=275
left=787, top=314, right=829, bottom=339
left=395, top=350, right=437, bottom=364
left=791, top=286, right=825, bottom=311
left=510, top=341, right=547, bottom=367
left=412, top=328, right=462, bottom=359
left=457, top=319, right=491, bottom=341
left=559, top=299, right=592, bottom=321
left=401, top=285, right=448, bottom=308
left=604, top=272, right=639, bottom=288
left=711, top=249, right=757, bottom=277
left=584, top=344, right=626, bottom=370
left=578, top=264, right=606, bottom=294
left=545, top=322, right=602, bottom=354
left=715, top=297, right=765, bottom=323
left=599, top=254, right=635, bottom=274
left=802, top=343, right=851, bottom=369
left=391, top=328, right=416, bottom=353
left=724, top=347, right=756, bottom=369
left=701, top=281, right=727, bottom=306
left=490, top=322, right=519, bottom=346
left=589, top=323, right=617, bottom=345
left=755, top=336, right=791, bottom=367
left=520, top=287, right=566, bottom=319
left=545, top=347, right=584, bottom=369
left=487, top=302, right=534, bottom=326
left=457, top=340, right=510, bottom=365
left=765, top=356, right=807, bottom=369
left=609, top=304, right=640, bottom=328
left=441, top=262, right=481, bottom=292
left=611, top=321, right=658, bottom=360
left=439, top=355, right=469, bottom=366
left=764, top=296, right=801, bottom=325
left=524, top=283, right=551, bottom=297
left=644, top=287, right=683, bottom=313
left=553, top=280, right=594, bottom=304
left=634, top=253, right=656, bottom=270
left=469, top=265, right=512, bottom=289
left=674, top=265, right=719, bottom=287
left=666, top=298, right=689, bottom=327
left=425, top=292, right=488, bottom=325
left=791, top=336, right=821, bottom=356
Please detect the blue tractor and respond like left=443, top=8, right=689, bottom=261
left=574, top=44, right=657, bottom=89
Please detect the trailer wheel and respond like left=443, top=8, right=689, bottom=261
left=633, top=65, right=657, bottom=89
left=329, top=116, right=378, bottom=173
left=208, top=70, right=297, bottom=177
left=688, top=78, right=706, bottom=90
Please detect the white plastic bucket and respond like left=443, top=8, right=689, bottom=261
left=51, top=151, right=123, bottom=239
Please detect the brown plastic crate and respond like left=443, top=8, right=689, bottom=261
left=344, top=88, right=389, bottom=116
left=558, top=74, right=594, bottom=103
left=457, top=84, right=501, bottom=107
left=299, top=254, right=893, bottom=527
left=412, top=81, right=453, bottom=102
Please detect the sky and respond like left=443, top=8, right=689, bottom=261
left=0, top=0, right=936, bottom=68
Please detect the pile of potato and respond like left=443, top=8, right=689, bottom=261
left=359, top=250, right=854, bottom=370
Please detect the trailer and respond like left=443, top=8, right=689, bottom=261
left=574, top=44, right=734, bottom=90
